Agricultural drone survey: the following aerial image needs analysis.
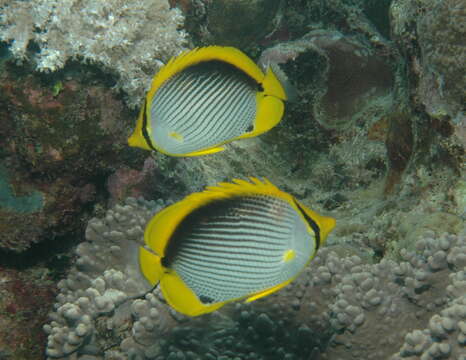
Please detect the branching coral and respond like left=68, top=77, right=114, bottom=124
left=0, top=0, right=187, bottom=106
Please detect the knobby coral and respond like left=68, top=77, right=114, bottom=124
left=0, top=0, right=187, bottom=106
left=44, top=197, right=466, bottom=359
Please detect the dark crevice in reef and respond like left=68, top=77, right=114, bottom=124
left=0, top=231, right=78, bottom=277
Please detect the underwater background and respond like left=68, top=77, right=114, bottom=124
left=0, top=0, right=465, bottom=359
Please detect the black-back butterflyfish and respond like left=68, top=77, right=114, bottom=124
left=139, top=178, right=336, bottom=316
left=128, top=46, right=288, bottom=156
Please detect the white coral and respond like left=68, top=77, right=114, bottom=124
left=0, top=0, right=187, bottom=106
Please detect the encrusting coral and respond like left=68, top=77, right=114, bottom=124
left=44, top=198, right=466, bottom=359
left=0, top=0, right=187, bottom=106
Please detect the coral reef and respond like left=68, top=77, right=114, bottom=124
left=392, top=293, right=466, bottom=360
left=391, top=0, right=465, bottom=123
left=0, top=0, right=464, bottom=358
left=323, top=232, right=466, bottom=359
left=0, top=0, right=187, bottom=106
left=44, top=197, right=174, bottom=359
left=0, top=164, right=44, bottom=214
left=0, top=265, right=56, bottom=359
left=390, top=0, right=466, bottom=148
left=0, top=63, right=147, bottom=252
left=44, top=198, right=466, bottom=359
left=258, top=29, right=394, bottom=130
left=203, top=0, right=283, bottom=48
left=106, top=158, right=159, bottom=207
left=177, top=0, right=285, bottom=50
left=1, top=0, right=462, bottom=256
left=280, top=0, right=392, bottom=51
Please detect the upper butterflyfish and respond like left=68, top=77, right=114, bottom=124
left=139, top=178, right=336, bottom=316
left=128, top=46, right=288, bottom=156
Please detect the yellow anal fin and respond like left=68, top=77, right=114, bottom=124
left=183, top=146, right=225, bottom=157
left=245, top=279, right=293, bottom=303
left=160, top=271, right=226, bottom=316
left=128, top=131, right=152, bottom=150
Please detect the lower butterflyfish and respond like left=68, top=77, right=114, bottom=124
left=139, top=178, right=336, bottom=316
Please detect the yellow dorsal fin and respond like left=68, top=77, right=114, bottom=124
left=184, top=177, right=314, bottom=224
left=203, top=177, right=290, bottom=200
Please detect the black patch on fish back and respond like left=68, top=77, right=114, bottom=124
left=293, top=200, right=321, bottom=250
left=162, top=194, right=298, bottom=268
left=180, top=60, right=261, bottom=91
left=162, top=198, right=238, bottom=268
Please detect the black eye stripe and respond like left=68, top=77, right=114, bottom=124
left=141, top=99, right=156, bottom=151
left=293, top=200, right=321, bottom=250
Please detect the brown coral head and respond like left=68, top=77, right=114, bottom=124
left=317, top=36, right=394, bottom=129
